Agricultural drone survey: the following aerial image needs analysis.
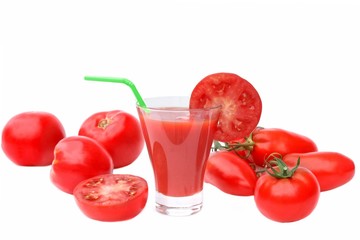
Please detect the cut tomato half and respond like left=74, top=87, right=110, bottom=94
left=190, top=72, right=262, bottom=142
left=73, top=174, right=148, bottom=222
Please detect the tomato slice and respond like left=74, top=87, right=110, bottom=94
left=73, top=174, right=148, bottom=222
left=190, top=72, right=262, bottom=142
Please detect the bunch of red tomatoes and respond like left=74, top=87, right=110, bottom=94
left=205, top=127, right=356, bottom=222
left=1, top=111, right=148, bottom=222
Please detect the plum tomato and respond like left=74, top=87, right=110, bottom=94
left=50, top=136, right=114, bottom=194
left=78, top=110, right=144, bottom=169
left=254, top=156, right=320, bottom=222
left=283, top=152, right=355, bottom=191
left=73, top=174, right=148, bottom=222
left=205, top=151, right=258, bottom=196
left=189, top=72, right=262, bottom=142
left=1, top=111, right=65, bottom=166
left=223, top=127, right=318, bottom=167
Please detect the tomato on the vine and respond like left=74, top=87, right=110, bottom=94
left=50, top=136, right=114, bottom=194
left=1, top=111, right=65, bottom=166
left=73, top=174, right=148, bottom=222
left=254, top=155, right=320, bottom=222
left=78, top=110, right=144, bottom=169
left=221, top=127, right=318, bottom=167
left=189, top=72, right=262, bottom=142
left=205, top=151, right=258, bottom=196
left=283, top=152, right=355, bottom=191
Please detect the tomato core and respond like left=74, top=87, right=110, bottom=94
left=98, top=118, right=111, bottom=129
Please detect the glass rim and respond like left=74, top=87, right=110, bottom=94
left=136, top=96, right=222, bottom=112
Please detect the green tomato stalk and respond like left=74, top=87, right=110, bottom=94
left=264, top=153, right=301, bottom=179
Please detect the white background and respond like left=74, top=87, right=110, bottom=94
left=1, top=0, right=359, bottom=239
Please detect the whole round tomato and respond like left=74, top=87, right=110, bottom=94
left=1, top=111, right=65, bottom=166
left=283, top=152, right=355, bottom=191
left=50, top=136, right=114, bottom=194
left=254, top=157, right=320, bottom=222
left=189, top=72, right=262, bottom=142
left=78, top=110, right=144, bottom=169
left=205, top=151, right=258, bottom=196
left=228, top=127, right=318, bottom=167
left=73, top=174, right=148, bottom=222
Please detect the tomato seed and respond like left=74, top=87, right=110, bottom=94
left=116, top=177, right=132, bottom=183
left=84, top=191, right=100, bottom=201
left=85, top=178, right=104, bottom=188
left=128, top=186, right=137, bottom=196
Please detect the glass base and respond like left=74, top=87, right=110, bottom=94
left=155, top=191, right=203, bottom=216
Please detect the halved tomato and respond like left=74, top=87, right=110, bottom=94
left=190, top=72, right=262, bottom=142
left=73, top=174, right=148, bottom=222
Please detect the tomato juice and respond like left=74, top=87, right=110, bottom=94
left=136, top=97, right=220, bottom=215
left=139, top=110, right=219, bottom=196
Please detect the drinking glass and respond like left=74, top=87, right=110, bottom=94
left=136, top=96, right=221, bottom=216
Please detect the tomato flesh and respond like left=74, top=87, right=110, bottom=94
left=190, top=73, right=262, bottom=142
left=73, top=174, right=148, bottom=222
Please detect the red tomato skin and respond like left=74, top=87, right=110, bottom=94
left=283, top=152, right=355, bottom=191
left=50, top=136, right=114, bottom=194
left=250, top=128, right=318, bottom=167
left=205, top=151, right=258, bottom=196
left=254, top=167, right=320, bottom=222
left=73, top=174, right=148, bottom=222
left=1, top=111, right=65, bottom=166
left=78, top=110, right=144, bottom=169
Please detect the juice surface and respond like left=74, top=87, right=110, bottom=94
left=138, top=110, right=218, bottom=197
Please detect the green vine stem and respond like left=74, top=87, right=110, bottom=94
left=210, top=127, right=301, bottom=178
left=212, top=131, right=255, bottom=152
left=264, top=153, right=300, bottom=179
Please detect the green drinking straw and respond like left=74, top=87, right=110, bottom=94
left=84, top=76, right=147, bottom=108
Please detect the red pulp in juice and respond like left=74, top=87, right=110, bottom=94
left=138, top=108, right=219, bottom=197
